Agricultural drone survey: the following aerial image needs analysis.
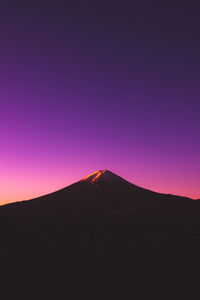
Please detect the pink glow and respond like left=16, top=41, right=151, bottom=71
left=0, top=1, right=200, bottom=204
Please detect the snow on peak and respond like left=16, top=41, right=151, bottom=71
left=81, top=170, right=125, bottom=185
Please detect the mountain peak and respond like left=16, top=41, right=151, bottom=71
left=81, top=169, right=127, bottom=185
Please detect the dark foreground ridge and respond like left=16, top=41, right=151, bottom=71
left=0, top=170, right=200, bottom=291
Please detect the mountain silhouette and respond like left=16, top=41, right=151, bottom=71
left=0, top=169, right=198, bottom=221
left=1, top=170, right=200, bottom=286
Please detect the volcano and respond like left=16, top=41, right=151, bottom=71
left=0, top=169, right=198, bottom=221
left=1, top=170, right=200, bottom=282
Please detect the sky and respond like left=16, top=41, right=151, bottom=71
left=0, top=0, right=200, bottom=204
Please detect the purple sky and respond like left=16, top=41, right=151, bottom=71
left=0, top=0, right=200, bottom=204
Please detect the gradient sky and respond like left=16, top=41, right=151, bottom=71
left=0, top=0, right=200, bottom=204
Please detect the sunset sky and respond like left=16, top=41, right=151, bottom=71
left=0, top=0, right=200, bottom=204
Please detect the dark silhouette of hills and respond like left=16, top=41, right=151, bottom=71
left=1, top=170, right=200, bottom=289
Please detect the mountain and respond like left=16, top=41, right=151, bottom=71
left=0, top=169, right=198, bottom=221
left=1, top=169, right=200, bottom=283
